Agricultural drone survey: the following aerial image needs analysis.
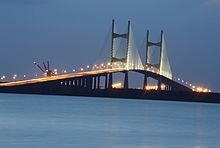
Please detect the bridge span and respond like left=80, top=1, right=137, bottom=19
left=1, top=20, right=219, bottom=103
left=0, top=69, right=190, bottom=91
left=0, top=68, right=220, bottom=104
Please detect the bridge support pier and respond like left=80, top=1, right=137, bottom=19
left=79, top=79, right=81, bottom=87
left=167, top=85, right=172, bottom=91
left=158, top=76, right=161, bottom=91
left=143, top=73, right=148, bottom=90
left=157, top=79, right=161, bottom=90
left=82, top=78, right=85, bottom=88
left=105, top=74, right=108, bottom=89
left=97, top=76, right=100, bottom=89
left=86, top=77, right=93, bottom=89
left=93, top=76, right=97, bottom=89
left=124, top=71, right=128, bottom=89
left=81, top=79, right=84, bottom=88
left=108, top=73, right=113, bottom=89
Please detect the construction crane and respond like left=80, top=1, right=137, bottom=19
left=34, top=61, right=53, bottom=77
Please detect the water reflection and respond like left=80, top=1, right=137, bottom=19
left=0, top=94, right=219, bottom=148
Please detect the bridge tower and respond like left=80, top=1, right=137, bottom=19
left=108, top=20, right=131, bottom=89
left=110, top=19, right=130, bottom=68
left=145, top=30, right=163, bottom=72
left=144, top=30, right=172, bottom=90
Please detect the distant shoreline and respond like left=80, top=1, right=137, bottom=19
left=0, top=86, right=220, bottom=104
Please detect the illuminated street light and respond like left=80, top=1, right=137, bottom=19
left=1, top=76, right=5, bottom=80
left=13, top=74, right=17, bottom=80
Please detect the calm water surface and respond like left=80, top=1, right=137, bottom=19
left=0, top=93, right=219, bottom=148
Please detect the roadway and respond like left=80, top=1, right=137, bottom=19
left=0, top=68, right=124, bottom=87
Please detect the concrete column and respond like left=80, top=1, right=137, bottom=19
left=76, top=79, right=79, bottom=87
left=97, top=76, right=100, bottom=89
left=82, top=78, right=85, bottom=88
left=124, top=71, right=128, bottom=89
left=105, top=74, right=108, bottom=89
left=80, top=79, right=83, bottom=88
left=143, top=73, right=147, bottom=90
left=158, top=77, right=161, bottom=91
left=93, top=77, right=97, bottom=89
left=108, top=73, right=112, bottom=89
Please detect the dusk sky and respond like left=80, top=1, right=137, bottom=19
left=0, top=0, right=220, bottom=91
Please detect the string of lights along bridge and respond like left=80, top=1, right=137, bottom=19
left=0, top=20, right=211, bottom=93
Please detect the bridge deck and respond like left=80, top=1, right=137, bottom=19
left=0, top=69, right=122, bottom=87
left=0, top=68, right=191, bottom=92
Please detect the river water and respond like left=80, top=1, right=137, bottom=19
left=0, top=93, right=219, bottom=148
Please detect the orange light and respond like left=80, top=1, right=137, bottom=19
left=112, top=82, right=122, bottom=88
left=195, top=86, right=209, bottom=93
left=145, top=84, right=166, bottom=90
left=145, top=85, right=158, bottom=90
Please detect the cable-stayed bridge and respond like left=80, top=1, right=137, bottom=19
left=0, top=20, right=192, bottom=93
left=110, top=20, right=172, bottom=80
left=110, top=20, right=173, bottom=81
